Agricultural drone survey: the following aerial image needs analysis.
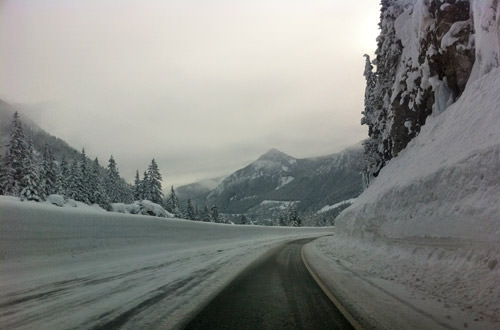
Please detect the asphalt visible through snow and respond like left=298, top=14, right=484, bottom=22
left=183, top=238, right=354, bottom=330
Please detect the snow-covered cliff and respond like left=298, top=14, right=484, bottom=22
left=349, top=0, right=499, bottom=240
left=362, top=0, right=499, bottom=178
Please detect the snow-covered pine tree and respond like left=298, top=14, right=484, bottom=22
left=210, top=204, right=219, bottom=223
left=201, top=205, right=211, bottom=222
left=118, top=182, right=134, bottom=204
left=361, top=54, right=385, bottom=180
left=66, top=159, right=80, bottom=201
left=164, top=185, right=181, bottom=216
left=40, top=144, right=58, bottom=196
left=146, top=159, right=163, bottom=204
left=75, top=148, right=91, bottom=204
left=133, top=169, right=142, bottom=201
left=287, top=205, right=301, bottom=227
left=89, top=157, right=108, bottom=207
left=105, top=155, right=121, bottom=203
left=361, top=0, right=404, bottom=179
left=240, top=215, right=249, bottom=225
left=185, top=198, right=195, bottom=220
left=1, top=112, right=29, bottom=196
left=20, top=138, right=43, bottom=202
left=278, top=213, right=288, bottom=226
left=141, top=170, right=151, bottom=201
left=58, top=156, right=70, bottom=196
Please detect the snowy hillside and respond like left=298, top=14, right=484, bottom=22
left=0, top=197, right=329, bottom=330
left=0, top=99, right=81, bottom=161
left=308, top=1, right=500, bottom=329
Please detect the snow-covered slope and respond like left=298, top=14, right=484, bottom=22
left=308, top=68, right=500, bottom=330
left=338, top=67, right=500, bottom=240
left=0, top=197, right=329, bottom=330
left=308, top=1, right=500, bottom=329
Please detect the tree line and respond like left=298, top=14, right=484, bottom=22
left=0, top=112, right=229, bottom=223
left=0, top=112, right=154, bottom=209
left=0, top=112, right=303, bottom=226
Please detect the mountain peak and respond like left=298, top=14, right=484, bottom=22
left=258, top=148, right=294, bottom=162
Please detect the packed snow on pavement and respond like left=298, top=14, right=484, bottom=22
left=0, top=197, right=331, bottom=330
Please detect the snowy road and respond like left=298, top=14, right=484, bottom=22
left=0, top=198, right=331, bottom=329
left=183, top=238, right=353, bottom=330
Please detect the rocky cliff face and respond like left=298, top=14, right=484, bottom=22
left=362, top=0, right=484, bottom=178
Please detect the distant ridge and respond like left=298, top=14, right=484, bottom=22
left=178, top=145, right=365, bottom=225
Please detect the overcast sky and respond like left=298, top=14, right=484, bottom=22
left=0, top=0, right=380, bottom=187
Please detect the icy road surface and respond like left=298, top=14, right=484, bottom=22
left=184, top=238, right=353, bottom=330
left=0, top=198, right=331, bottom=330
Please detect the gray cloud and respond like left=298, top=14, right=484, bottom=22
left=0, top=0, right=379, bottom=187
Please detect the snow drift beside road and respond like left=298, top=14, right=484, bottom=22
left=337, top=67, right=500, bottom=240
left=0, top=197, right=329, bottom=329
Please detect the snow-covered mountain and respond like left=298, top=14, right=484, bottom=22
left=179, top=145, right=365, bottom=224
left=176, top=176, right=226, bottom=207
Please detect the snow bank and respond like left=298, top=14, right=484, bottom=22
left=46, top=194, right=65, bottom=207
left=110, top=200, right=173, bottom=218
left=338, top=67, right=500, bottom=241
left=317, top=67, right=500, bottom=330
left=0, top=197, right=329, bottom=329
left=304, top=235, right=499, bottom=330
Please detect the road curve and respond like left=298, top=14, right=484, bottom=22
left=182, top=238, right=354, bottom=330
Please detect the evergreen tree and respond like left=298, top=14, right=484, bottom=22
left=287, top=205, right=301, bottom=227
left=210, top=204, right=219, bottom=223
left=105, top=155, right=121, bottom=203
left=1, top=112, right=29, bottom=196
left=89, top=158, right=108, bottom=207
left=77, top=149, right=91, bottom=203
left=66, top=159, right=80, bottom=200
left=185, top=198, right=195, bottom=220
left=58, top=156, right=70, bottom=196
left=240, top=215, right=249, bottom=225
left=146, top=159, right=163, bottom=204
left=141, top=170, right=150, bottom=201
left=20, top=139, right=43, bottom=201
left=133, top=169, right=142, bottom=200
left=201, top=205, right=211, bottom=222
left=118, top=181, right=134, bottom=204
left=165, top=185, right=181, bottom=215
left=40, top=144, right=58, bottom=196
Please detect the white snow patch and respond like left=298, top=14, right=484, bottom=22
left=46, top=194, right=65, bottom=207
left=316, top=198, right=357, bottom=214
left=440, top=20, right=470, bottom=49
left=260, top=200, right=298, bottom=210
left=111, top=200, right=173, bottom=218
left=275, top=176, right=294, bottom=190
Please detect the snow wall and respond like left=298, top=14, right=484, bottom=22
left=336, top=0, right=500, bottom=241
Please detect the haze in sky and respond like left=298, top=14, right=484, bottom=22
left=0, top=0, right=380, bottom=187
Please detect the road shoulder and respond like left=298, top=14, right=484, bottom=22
left=303, top=238, right=461, bottom=330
